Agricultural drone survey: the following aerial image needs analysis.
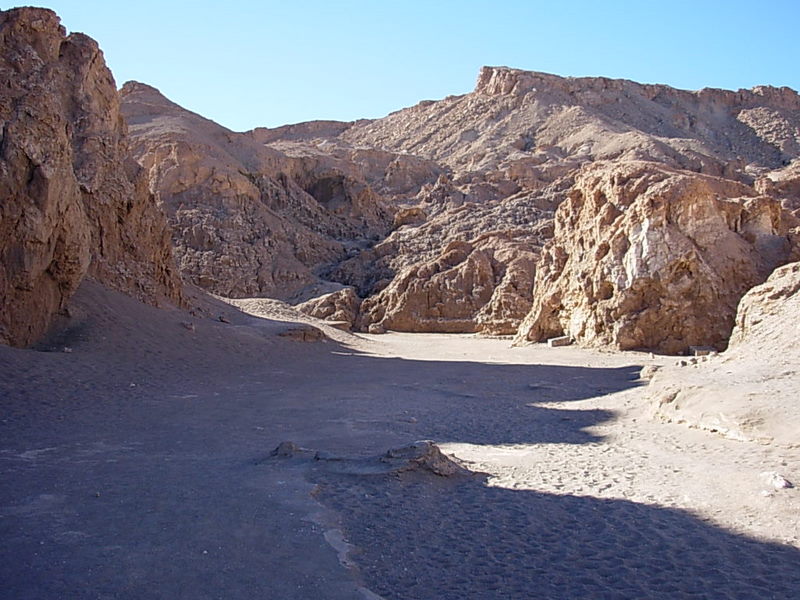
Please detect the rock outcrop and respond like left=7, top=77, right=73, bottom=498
left=650, top=262, right=800, bottom=446
left=121, top=84, right=400, bottom=300
left=6, top=6, right=799, bottom=355
left=118, top=61, right=800, bottom=345
left=515, top=162, right=798, bottom=353
left=296, top=287, right=361, bottom=329
left=344, top=66, right=800, bottom=176
left=0, top=8, right=182, bottom=347
left=294, top=67, right=800, bottom=339
left=325, top=177, right=556, bottom=333
left=728, top=261, right=800, bottom=350
left=355, top=234, right=539, bottom=335
left=756, top=159, right=800, bottom=217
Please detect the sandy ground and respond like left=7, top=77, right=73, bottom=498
left=1, top=282, right=799, bottom=599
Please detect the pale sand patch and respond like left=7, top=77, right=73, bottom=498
left=445, top=396, right=800, bottom=547
left=347, top=332, right=800, bottom=547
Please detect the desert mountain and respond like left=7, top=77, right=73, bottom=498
left=344, top=66, right=800, bottom=175
left=317, top=67, right=800, bottom=346
left=120, top=82, right=425, bottom=301
left=1, top=5, right=798, bottom=354
left=3, top=8, right=800, bottom=597
left=122, top=66, right=800, bottom=349
left=0, top=8, right=182, bottom=346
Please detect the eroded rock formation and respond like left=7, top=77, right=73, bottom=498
left=269, top=66, right=800, bottom=341
left=0, top=8, right=181, bottom=347
left=355, top=234, right=539, bottom=335
left=121, top=84, right=401, bottom=300
left=296, top=287, right=361, bottom=329
left=728, top=261, right=800, bottom=350
left=515, top=162, right=798, bottom=353
left=122, top=62, right=800, bottom=348
left=344, top=66, right=800, bottom=176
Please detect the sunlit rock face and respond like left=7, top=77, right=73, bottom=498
left=120, top=81, right=395, bottom=301
left=121, top=60, right=800, bottom=345
left=515, top=161, right=798, bottom=353
left=0, top=8, right=182, bottom=347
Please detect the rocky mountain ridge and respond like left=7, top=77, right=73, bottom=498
left=344, top=66, right=799, bottom=173
left=120, top=81, right=396, bottom=300
left=179, top=64, right=798, bottom=349
left=2, top=6, right=799, bottom=355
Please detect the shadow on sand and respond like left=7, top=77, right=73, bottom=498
left=294, top=354, right=800, bottom=600
left=317, top=467, right=800, bottom=599
left=2, top=302, right=799, bottom=598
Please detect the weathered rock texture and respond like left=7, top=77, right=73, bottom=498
left=296, top=287, right=361, bottom=329
left=276, top=67, right=800, bottom=341
left=354, top=234, right=539, bottom=335
left=756, top=159, right=800, bottom=217
left=729, top=261, right=800, bottom=349
left=650, top=262, right=800, bottom=446
left=119, top=62, right=800, bottom=346
left=515, top=161, right=798, bottom=353
left=0, top=8, right=181, bottom=347
left=121, top=84, right=397, bottom=300
left=344, top=67, right=800, bottom=176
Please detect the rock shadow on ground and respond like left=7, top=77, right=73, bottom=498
left=314, top=467, right=800, bottom=600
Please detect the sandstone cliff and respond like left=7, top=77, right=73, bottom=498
left=514, top=161, right=798, bottom=353
left=325, top=174, right=555, bottom=335
left=352, top=231, right=542, bottom=335
left=309, top=69, right=800, bottom=341
left=343, top=66, right=800, bottom=176
left=119, top=62, right=800, bottom=348
left=0, top=8, right=182, bottom=347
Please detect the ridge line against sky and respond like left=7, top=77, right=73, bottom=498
left=10, top=0, right=800, bottom=132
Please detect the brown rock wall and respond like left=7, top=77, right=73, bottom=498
left=121, top=82, right=394, bottom=300
left=356, top=235, right=540, bottom=335
left=0, top=8, right=181, bottom=347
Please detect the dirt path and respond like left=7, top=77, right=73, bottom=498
left=1, top=284, right=799, bottom=599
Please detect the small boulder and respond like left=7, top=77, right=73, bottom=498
left=381, top=441, right=470, bottom=477
left=278, top=324, right=326, bottom=342
left=271, top=441, right=306, bottom=458
left=761, top=471, right=794, bottom=490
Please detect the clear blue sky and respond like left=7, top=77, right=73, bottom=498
left=10, top=1, right=800, bottom=131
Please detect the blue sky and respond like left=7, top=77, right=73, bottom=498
left=12, top=1, right=800, bottom=131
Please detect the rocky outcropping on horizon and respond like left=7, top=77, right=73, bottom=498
left=3, top=6, right=799, bottom=354
left=0, top=8, right=182, bottom=347
left=208, top=65, right=798, bottom=348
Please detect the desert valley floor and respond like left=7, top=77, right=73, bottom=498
left=1, top=284, right=798, bottom=599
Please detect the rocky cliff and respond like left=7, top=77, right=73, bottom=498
left=344, top=66, right=800, bottom=175
left=119, top=62, right=800, bottom=349
left=120, top=83, right=402, bottom=300
left=514, top=161, right=798, bottom=353
left=0, top=8, right=182, bottom=347
left=279, top=67, right=800, bottom=343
